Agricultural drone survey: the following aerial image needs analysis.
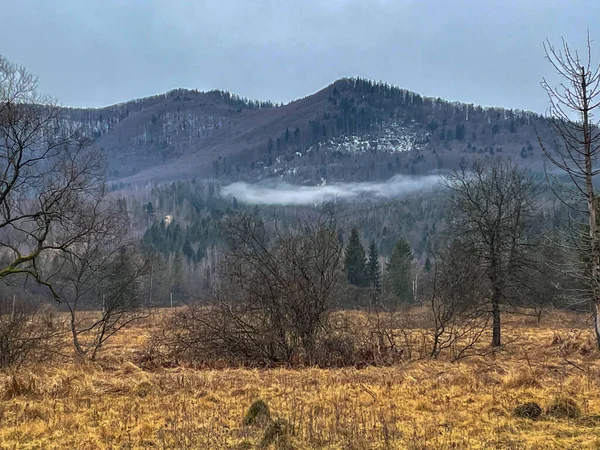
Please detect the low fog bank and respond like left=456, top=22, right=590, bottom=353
left=220, top=175, right=441, bottom=205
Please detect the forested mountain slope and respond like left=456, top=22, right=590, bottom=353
left=61, top=78, right=552, bottom=185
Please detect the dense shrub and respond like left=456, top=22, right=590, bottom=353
left=0, top=302, right=62, bottom=369
left=244, top=400, right=271, bottom=426
left=513, top=402, right=543, bottom=420
left=546, top=397, right=581, bottom=419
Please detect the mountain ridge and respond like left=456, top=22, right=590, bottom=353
left=60, top=78, right=552, bottom=186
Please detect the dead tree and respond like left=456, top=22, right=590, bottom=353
left=443, top=159, right=540, bottom=347
left=540, top=34, right=600, bottom=346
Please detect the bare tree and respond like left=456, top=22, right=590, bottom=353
left=48, top=198, right=149, bottom=360
left=0, top=55, right=150, bottom=360
left=443, top=159, right=541, bottom=347
left=0, top=55, right=104, bottom=292
left=540, top=34, right=600, bottom=346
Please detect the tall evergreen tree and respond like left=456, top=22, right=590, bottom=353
left=424, top=256, right=432, bottom=273
left=366, top=239, right=381, bottom=291
left=344, top=228, right=367, bottom=286
left=385, top=237, right=414, bottom=304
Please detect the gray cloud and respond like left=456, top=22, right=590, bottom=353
left=1, top=0, right=598, bottom=113
left=220, top=175, right=441, bottom=205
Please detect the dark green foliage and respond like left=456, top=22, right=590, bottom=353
left=244, top=400, right=271, bottom=426
left=171, top=252, right=184, bottom=300
left=513, top=402, right=543, bottom=420
left=102, top=246, right=142, bottom=310
left=455, top=123, right=465, bottom=141
left=144, top=202, right=154, bottom=217
left=344, top=228, right=367, bottom=286
left=140, top=180, right=227, bottom=262
left=384, top=237, right=414, bottom=304
left=424, top=256, right=432, bottom=273
left=366, top=239, right=381, bottom=291
left=546, top=397, right=581, bottom=419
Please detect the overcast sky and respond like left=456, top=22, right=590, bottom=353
left=1, top=0, right=598, bottom=112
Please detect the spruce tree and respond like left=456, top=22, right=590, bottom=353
left=385, top=237, right=414, bottom=304
left=424, top=256, right=432, bottom=273
left=366, top=239, right=381, bottom=291
left=344, top=228, right=367, bottom=286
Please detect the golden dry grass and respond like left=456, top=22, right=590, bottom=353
left=2, top=310, right=600, bottom=449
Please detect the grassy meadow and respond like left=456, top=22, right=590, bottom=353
left=1, top=309, right=600, bottom=449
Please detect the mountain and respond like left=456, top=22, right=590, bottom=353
left=60, top=78, right=552, bottom=185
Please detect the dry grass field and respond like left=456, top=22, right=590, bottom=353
left=2, top=309, right=600, bottom=449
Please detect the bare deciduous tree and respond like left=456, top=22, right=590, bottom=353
left=0, top=55, right=104, bottom=292
left=50, top=202, right=150, bottom=360
left=0, top=55, right=149, bottom=361
left=443, top=159, right=540, bottom=347
left=540, top=35, right=600, bottom=346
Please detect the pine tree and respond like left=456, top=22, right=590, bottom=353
left=424, top=256, right=432, bottom=273
left=366, top=239, right=381, bottom=291
left=385, top=237, right=414, bottom=304
left=344, top=228, right=367, bottom=286
left=144, top=202, right=155, bottom=227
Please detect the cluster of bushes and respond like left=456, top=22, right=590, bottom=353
left=514, top=397, right=581, bottom=421
left=0, top=300, right=62, bottom=369
left=141, top=209, right=496, bottom=369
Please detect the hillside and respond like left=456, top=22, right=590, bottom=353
left=61, top=78, right=553, bottom=185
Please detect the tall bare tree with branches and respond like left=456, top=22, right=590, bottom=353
left=0, top=55, right=104, bottom=292
left=49, top=199, right=150, bottom=360
left=0, top=55, right=150, bottom=361
left=443, top=159, right=541, bottom=347
left=540, top=34, right=600, bottom=346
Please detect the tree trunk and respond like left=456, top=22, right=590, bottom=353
left=70, top=313, right=87, bottom=361
left=595, top=304, right=600, bottom=349
left=580, top=67, right=600, bottom=349
left=491, top=292, right=501, bottom=347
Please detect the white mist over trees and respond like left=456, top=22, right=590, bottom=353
left=220, top=175, right=441, bottom=206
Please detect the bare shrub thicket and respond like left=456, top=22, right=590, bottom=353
left=0, top=297, right=63, bottom=369
left=157, top=209, right=348, bottom=367
left=428, top=239, right=490, bottom=360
